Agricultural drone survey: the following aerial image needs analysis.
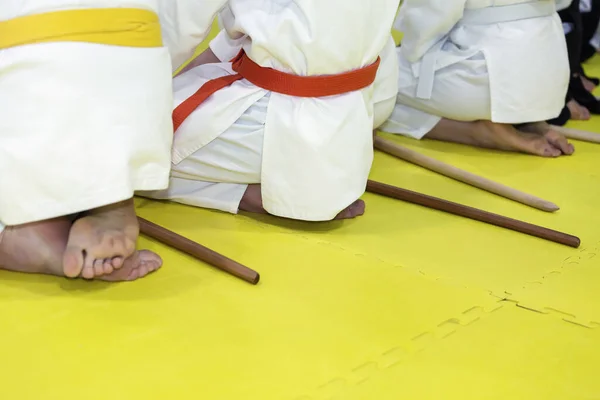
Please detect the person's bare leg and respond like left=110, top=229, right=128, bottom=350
left=0, top=217, right=161, bottom=281
left=239, top=184, right=365, bottom=220
left=424, top=118, right=574, bottom=157
left=0, top=217, right=72, bottom=277
left=62, top=198, right=140, bottom=279
left=567, top=99, right=591, bottom=120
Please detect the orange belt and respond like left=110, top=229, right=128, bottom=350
left=172, top=51, right=381, bottom=132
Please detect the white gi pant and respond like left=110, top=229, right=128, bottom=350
left=140, top=36, right=398, bottom=215
left=381, top=48, right=491, bottom=139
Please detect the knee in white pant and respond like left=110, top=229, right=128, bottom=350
left=374, top=96, right=397, bottom=130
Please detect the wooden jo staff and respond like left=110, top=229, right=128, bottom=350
left=138, top=217, right=260, bottom=285
left=374, top=136, right=559, bottom=212
left=366, top=180, right=580, bottom=248
left=550, top=125, right=600, bottom=144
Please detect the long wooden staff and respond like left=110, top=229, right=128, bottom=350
left=366, top=180, right=580, bottom=248
left=550, top=125, right=600, bottom=144
left=374, top=136, right=559, bottom=212
left=138, top=217, right=260, bottom=284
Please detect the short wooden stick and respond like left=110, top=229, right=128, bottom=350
left=138, top=217, right=260, bottom=284
left=374, top=136, right=559, bottom=212
left=366, top=180, right=580, bottom=248
left=550, top=125, right=600, bottom=144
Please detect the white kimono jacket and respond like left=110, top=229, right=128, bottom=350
left=0, top=0, right=178, bottom=226
left=384, top=0, right=569, bottom=137
left=158, top=0, right=228, bottom=71
left=171, top=0, right=401, bottom=221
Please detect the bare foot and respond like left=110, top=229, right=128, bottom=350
left=239, top=184, right=365, bottom=220
left=425, top=118, right=574, bottom=157
left=517, top=122, right=575, bottom=156
left=567, top=99, right=591, bottom=120
left=238, top=184, right=266, bottom=214
left=0, top=218, right=161, bottom=281
left=63, top=199, right=139, bottom=279
left=96, top=250, right=162, bottom=282
left=581, top=75, right=597, bottom=93
left=333, top=200, right=366, bottom=219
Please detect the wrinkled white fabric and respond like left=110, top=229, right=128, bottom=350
left=141, top=33, right=399, bottom=216
left=158, top=0, right=228, bottom=71
left=0, top=0, right=174, bottom=225
left=152, top=1, right=400, bottom=221
left=382, top=0, right=569, bottom=139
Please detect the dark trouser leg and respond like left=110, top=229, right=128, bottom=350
left=580, top=0, right=600, bottom=63
left=558, top=0, right=600, bottom=113
left=560, top=0, right=584, bottom=73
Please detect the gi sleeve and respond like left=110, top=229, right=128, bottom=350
left=159, top=0, right=229, bottom=71
left=397, top=0, right=467, bottom=63
left=209, top=29, right=246, bottom=62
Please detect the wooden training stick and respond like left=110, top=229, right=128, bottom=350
left=138, top=217, right=260, bottom=285
left=374, top=136, right=559, bottom=212
left=366, top=180, right=580, bottom=248
left=550, top=125, right=600, bottom=144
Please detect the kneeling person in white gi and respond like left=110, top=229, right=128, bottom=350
left=141, top=0, right=400, bottom=221
left=382, top=0, right=575, bottom=157
left=0, top=1, right=181, bottom=281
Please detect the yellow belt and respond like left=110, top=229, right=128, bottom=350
left=0, top=7, right=163, bottom=50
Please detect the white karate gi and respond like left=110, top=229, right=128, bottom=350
left=140, top=0, right=400, bottom=222
left=381, top=0, right=570, bottom=139
left=0, top=0, right=177, bottom=230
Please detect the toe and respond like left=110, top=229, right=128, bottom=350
left=137, top=250, right=163, bottom=270
left=353, top=200, right=366, bottom=217
left=93, top=259, right=105, bottom=277
left=545, top=131, right=575, bottom=155
left=62, top=247, right=84, bottom=278
left=81, top=265, right=95, bottom=280
left=137, top=264, right=150, bottom=278
left=542, top=145, right=562, bottom=157
left=102, top=259, right=114, bottom=275
left=97, top=250, right=161, bottom=282
left=583, top=105, right=591, bottom=119
left=513, top=130, right=562, bottom=157
left=111, top=256, right=124, bottom=269
left=133, top=258, right=162, bottom=280
left=82, top=250, right=97, bottom=277
left=123, top=237, right=136, bottom=256
left=144, top=259, right=162, bottom=275
left=124, top=266, right=142, bottom=281
left=528, top=137, right=560, bottom=157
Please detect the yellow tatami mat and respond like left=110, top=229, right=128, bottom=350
left=2, top=33, right=600, bottom=399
